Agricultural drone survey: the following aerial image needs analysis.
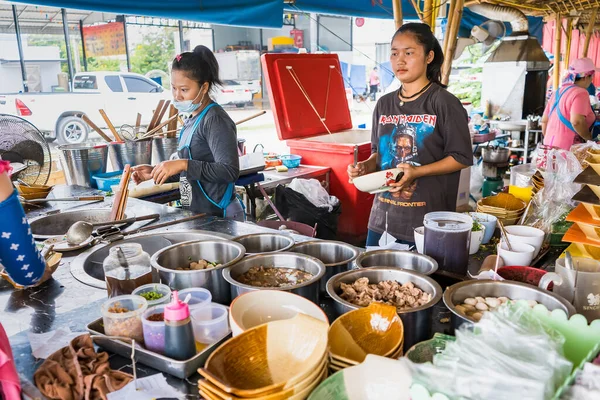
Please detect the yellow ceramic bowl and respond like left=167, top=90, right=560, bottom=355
left=199, top=356, right=327, bottom=400
left=478, top=193, right=526, bottom=212
left=199, top=313, right=328, bottom=397
left=328, top=303, right=404, bottom=365
left=15, top=183, right=53, bottom=195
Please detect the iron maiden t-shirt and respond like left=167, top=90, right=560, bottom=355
left=368, top=84, right=473, bottom=242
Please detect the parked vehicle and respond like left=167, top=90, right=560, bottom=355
left=214, top=80, right=253, bottom=108
left=0, top=71, right=170, bottom=144
left=215, top=51, right=261, bottom=94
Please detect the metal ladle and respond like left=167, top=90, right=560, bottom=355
left=66, top=221, right=93, bottom=245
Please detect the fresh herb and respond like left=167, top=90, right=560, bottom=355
left=140, top=291, right=163, bottom=301
left=472, top=220, right=483, bottom=232
left=188, top=256, right=192, bottom=261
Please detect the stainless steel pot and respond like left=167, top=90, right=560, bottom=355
left=355, top=250, right=438, bottom=275
left=222, top=252, right=325, bottom=303
left=109, top=139, right=152, bottom=170
left=30, top=209, right=130, bottom=240
left=150, top=239, right=246, bottom=304
left=290, top=241, right=360, bottom=295
left=326, top=267, right=443, bottom=351
left=152, top=137, right=179, bottom=164
left=443, top=280, right=577, bottom=332
left=481, top=147, right=510, bottom=163
left=232, top=233, right=294, bottom=255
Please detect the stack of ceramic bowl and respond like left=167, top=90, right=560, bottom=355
left=328, top=303, right=404, bottom=373
left=477, top=192, right=526, bottom=226
left=15, top=183, right=53, bottom=201
left=198, top=313, right=328, bottom=400
left=531, top=171, right=544, bottom=195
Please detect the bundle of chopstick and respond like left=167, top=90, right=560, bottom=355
left=83, top=100, right=181, bottom=143
left=110, top=164, right=132, bottom=221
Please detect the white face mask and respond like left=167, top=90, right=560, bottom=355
left=173, top=90, right=205, bottom=113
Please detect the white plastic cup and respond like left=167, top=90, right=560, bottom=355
left=190, top=303, right=230, bottom=346
left=497, top=241, right=535, bottom=267
left=414, top=226, right=424, bottom=254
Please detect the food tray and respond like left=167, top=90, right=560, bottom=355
left=87, top=317, right=231, bottom=379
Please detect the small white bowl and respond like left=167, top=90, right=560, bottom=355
left=497, top=241, right=535, bottom=267
left=353, top=168, right=403, bottom=194
left=505, top=225, right=545, bottom=258
left=228, top=290, right=328, bottom=337
left=414, top=226, right=424, bottom=254
left=469, top=226, right=485, bottom=255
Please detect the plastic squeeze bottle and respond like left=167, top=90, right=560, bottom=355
left=164, top=290, right=196, bottom=360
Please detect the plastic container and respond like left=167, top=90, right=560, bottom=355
left=133, top=283, right=172, bottom=307
left=101, top=294, right=148, bottom=343
left=510, top=163, right=536, bottom=187
left=178, top=287, right=212, bottom=311
left=423, top=212, right=473, bottom=277
left=103, top=244, right=153, bottom=298
left=92, top=170, right=123, bottom=191
left=190, top=303, right=230, bottom=348
left=280, top=154, right=302, bottom=168
left=142, top=305, right=166, bottom=354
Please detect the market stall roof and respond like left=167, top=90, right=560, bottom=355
left=465, top=0, right=600, bottom=19
left=3, top=0, right=284, bottom=28
left=285, top=0, right=419, bottom=20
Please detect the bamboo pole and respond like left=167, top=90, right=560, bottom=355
left=441, top=0, right=465, bottom=86
left=430, top=0, right=440, bottom=32
left=392, top=0, right=403, bottom=30
left=423, top=0, right=433, bottom=27
left=553, top=14, right=562, bottom=91
left=583, top=8, right=598, bottom=57
left=564, top=18, right=573, bottom=72
left=442, top=0, right=457, bottom=58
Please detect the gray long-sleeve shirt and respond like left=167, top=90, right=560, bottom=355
left=174, top=104, right=239, bottom=216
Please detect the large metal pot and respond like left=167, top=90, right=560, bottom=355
left=150, top=240, right=246, bottom=304
left=30, top=209, right=130, bottom=240
left=481, top=147, right=510, bottom=163
left=232, top=233, right=294, bottom=255
left=326, top=267, right=443, bottom=351
left=222, top=252, right=325, bottom=304
left=109, top=139, right=152, bottom=170
left=290, top=240, right=360, bottom=295
left=443, top=280, right=576, bottom=332
left=58, top=144, right=108, bottom=188
left=355, top=250, right=438, bottom=275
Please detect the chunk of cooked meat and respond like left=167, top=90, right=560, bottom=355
left=339, top=278, right=432, bottom=311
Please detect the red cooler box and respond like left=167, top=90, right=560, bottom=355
left=262, top=53, right=373, bottom=243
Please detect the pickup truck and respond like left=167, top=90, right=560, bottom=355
left=0, top=71, right=170, bottom=144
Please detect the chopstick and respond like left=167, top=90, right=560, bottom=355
left=135, top=113, right=142, bottom=131
left=24, top=196, right=105, bottom=203
left=82, top=115, right=113, bottom=143
left=497, top=220, right=513, bottom=251
left=138, top=114, right=179, bottom=140
left=148, top=100, right=165, bottom=131
left=99, top=109, right=123, bottom=142
left=110, top=165, right=132, bottom=221
left=155, top=100, right=171, bottom=128
left=234, top=110, right=266, bottom=125
left=167, top=105, right=178, bottom=137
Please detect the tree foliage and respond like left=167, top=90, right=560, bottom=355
left=131, top=29, right=175, bottom=77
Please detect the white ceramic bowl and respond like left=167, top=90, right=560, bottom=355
left=497, top=241, right=535, bottom=267
left=414, top=226, right=424, bottom=254
left=468, top=212, right=497, bottom=244
left=228, top=290, right=329, bottom=337
left=352, top=168, right=403, bottom=194
left=469, top=227, right=485, bottom=255
left=505, top=225, right=545, bottom=258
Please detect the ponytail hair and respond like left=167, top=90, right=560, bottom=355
left=392, top=23, right=446, bottom=88
left=172, top=45, right=222, bottom=91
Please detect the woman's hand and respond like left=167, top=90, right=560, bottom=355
left=131, top=164, right=154, bottom=185
left=389, top=163, right=421, bottom=192
left=151, top=159, right=188, bottom=185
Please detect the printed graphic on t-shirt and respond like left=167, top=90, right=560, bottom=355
left=378, top=114, right=437, bottom=203
left=180, top=176, right=192, bottom=207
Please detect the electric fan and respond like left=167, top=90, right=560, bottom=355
left=0, top=114, right=51, bottom=185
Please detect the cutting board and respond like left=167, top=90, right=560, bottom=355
left=112, top=180, right=179, bottom=198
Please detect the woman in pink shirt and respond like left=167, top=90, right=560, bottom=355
left=541, top=58, right=598, bottom=150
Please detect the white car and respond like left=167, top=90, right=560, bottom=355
left=0, top=71, right=170, bottom=143
left=214, top=80, right=253, bottom=108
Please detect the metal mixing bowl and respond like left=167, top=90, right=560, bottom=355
left=222, top=252, right=325, bottom=303
left=150, top=239, right=246, bottom=304
left=355, top=250, right=438, bottom=275
left=30, top=209, right=130, bottom=240
left=289, top=240, right=360, bottom=295
left=443, top=280, right=577, bottom=332
left=326, top=267, right=442, bottom=351
left=232, top=233, right=294, bottom=255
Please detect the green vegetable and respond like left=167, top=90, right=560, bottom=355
left=140, top=291, right=163, bottom=301
left=472, top=220, right=483, bottom=232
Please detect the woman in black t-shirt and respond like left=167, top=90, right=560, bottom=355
left=348, top=23, right=473, bottom=246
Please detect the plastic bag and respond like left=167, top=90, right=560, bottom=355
left=570, top=140, right=600, bottom=167
left=288, top=178, right=339, bottom=212
left=521, top=148, right=582, bottom=233
left=470, top=157, right=484, bottom=195
left=410, top=303, right=572, bottom=400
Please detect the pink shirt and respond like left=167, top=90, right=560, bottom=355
left=370, top=70, right=380, bottom=86
left=543, top=85, right=595, bottom=150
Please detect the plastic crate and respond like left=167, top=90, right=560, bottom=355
left=93, top=171, right=122, bottom=191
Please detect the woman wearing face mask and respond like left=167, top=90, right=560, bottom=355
left=132, top=46, right=243, bottom=220
left=347, top=23, right=473, bottom=246
left=541, top=58, right=598, bottom=150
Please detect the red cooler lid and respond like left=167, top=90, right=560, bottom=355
left=261, top=53, right=353, bottom=141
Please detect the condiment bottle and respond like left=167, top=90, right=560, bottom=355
left=164, top=291, right=196, bottom=360
left=102, top=243, right=152, bottom=298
